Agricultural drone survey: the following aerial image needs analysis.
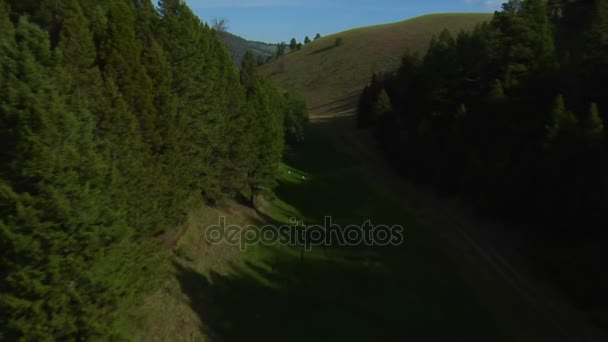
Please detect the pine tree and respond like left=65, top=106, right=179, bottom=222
left=240, top=51, right=285, bottom=204
left=157, top=0, right=225, bottom=203
left=371, top=88, right=393, bottom=123
left=581, top=0, right=608, bottom=108
left=545, top=94, right=579, bottom=148
left=584, top=102, right=605, bottom=145
left=284, top=90, right=309, bottom=144
left=290, top=37, right=297, bottom=51
left=488, top=79, right=506, bottom=102
left=0, top=15, right=116, bottom=339
left=100, top=0, right=159, bottom=154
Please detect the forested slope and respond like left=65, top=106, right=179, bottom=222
left=219, top=31, right=277, bottom=67
left=0, top=0, right=287, bottom=339
left=358, top=0, right=608, bottom=315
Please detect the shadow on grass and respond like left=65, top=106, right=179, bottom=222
left=174, top=241, right=502, bottom=342
left=174, top=120, right=504, bottom=341
left=308, top=91, right=360, bottom=115
left=311, top=45, right=335, bottom=55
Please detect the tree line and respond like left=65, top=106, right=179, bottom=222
left=0, top=0, right=306, bottom=339
left=274, top=33, right=323, bottom=60
left=357, top=0, right=608, bottom=307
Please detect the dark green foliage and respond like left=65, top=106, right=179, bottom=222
left=356, top=0, right=608, bottom=309
left=290, top=37, right=297, bottom=51
left=545, top=94, right=579, bottom=148
left=284, top=90, right=309, bottom=143
left=304, top=36, right=311, bottom=44
left=371, top=88, right=392, bottom=122
left=240, top=51, right=286, bottom=203
left=584, top=103, right=605, bottom=145
left=314, top=33, right=322, bottom=40
left=276, top=41, right=287, bottom=58
left=218, top=30, right=277, bottom=67
left=0, top=0, right=288, bottom=339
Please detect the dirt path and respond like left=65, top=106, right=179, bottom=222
left=315, top=111, right=606, bottom=341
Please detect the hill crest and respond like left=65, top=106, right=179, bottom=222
left=262, top=13, right=493, bottom=113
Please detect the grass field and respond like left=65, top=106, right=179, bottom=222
left=261, top=13, right=492, bottom=112
left=130, top=114, right=608, bottom=341
left=131, top=121, right=517, bottom=341
left=128, top=14, right=602, bottom=340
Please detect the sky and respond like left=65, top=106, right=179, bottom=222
left=185, top=0, right=504, bottom=43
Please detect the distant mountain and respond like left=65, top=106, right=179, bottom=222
left=218, top=31, right=277, bottom=67
left=261, top=13, right=492, bottom=113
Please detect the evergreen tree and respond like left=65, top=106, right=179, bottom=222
left=545, top=94, right=579, bottom=148
left=290, top=37, right=297, bottom=51
left=488, top=79, right=506, bottom=102
left=0, top=0, right=291, bottom=338
left=371, top=88, right=393, bottom=123
left=157, top=0, right=224, bottom=203
left=584, top=102, right=605, bottom=145
left=240, top=52, right=285, bottom=204
left=304, top=36, right=311, bottom=44
left=284, top=90, right=309, bottom=143
left=0, top=15, right=112, bottom=339
left=99, top=0, right=159, bottom=154
left=276, top=41, right=287, bottom=58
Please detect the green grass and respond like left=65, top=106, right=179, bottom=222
left=261, top=13, right=492, bottom=112
left=136, top=123, right=507, bottom=341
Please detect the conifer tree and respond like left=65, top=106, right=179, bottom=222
left=545, top=94, right=579, bottom=148
left=0, top=0, right=291, bottom=338
left=240, top=51, right=285, bottom=203
left=584, top=103, right=605, bottom=145
left=0, top=15, right=115, bottom=339
left=488, top=79, right=506, bottom=102
left=290, top=37, right=297, bottom=51
left=371, top=88, right=393, bottom=123
left=157, top=0, right=225, bottom=202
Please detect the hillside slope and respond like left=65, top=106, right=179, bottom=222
left=261, top=13, right=492, bottom=113
left=219, top=31, right=276, bottom=67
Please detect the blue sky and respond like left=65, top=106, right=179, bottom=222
left=185, top=0, right=503, bottom=43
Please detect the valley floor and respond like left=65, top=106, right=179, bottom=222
left=132, top=112, right=606, bottom=341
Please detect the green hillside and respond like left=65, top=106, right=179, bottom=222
left=219, top=31, right=277, bottom=67
left=261, top=13, right=492, bottom=112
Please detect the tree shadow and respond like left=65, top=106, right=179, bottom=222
left=174, top=120, right=504, bottom=341
left=174, top=241, right=501, bottom=342
left=310, top=45, right=335, bottom=55
left=308, top=91, right=361, bottom=115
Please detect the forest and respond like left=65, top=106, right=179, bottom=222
left=0, top=0, right=307, bottom=339
left=357, top=0, right=607, bottom=308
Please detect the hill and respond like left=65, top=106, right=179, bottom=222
left=261, top=13, right=493, bottom=113
left=219, top=31, right=277, bottom=67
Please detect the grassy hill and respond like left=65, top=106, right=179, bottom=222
left=219, top=31, right=277, bottom=67
left=261, top=13, right=492, bottom=113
